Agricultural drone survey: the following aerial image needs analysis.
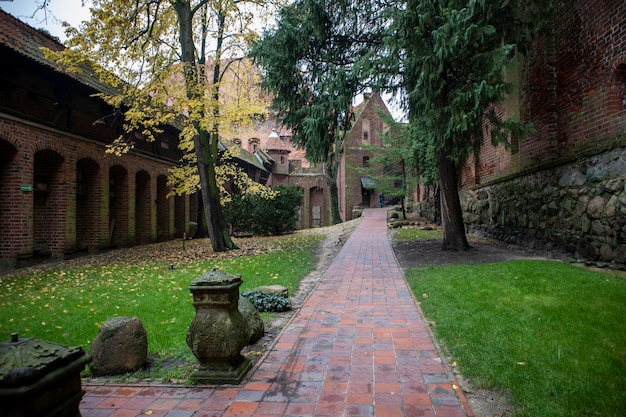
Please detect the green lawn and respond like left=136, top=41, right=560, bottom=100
left=395, top=226, right=443, bottom=241
left=406, top=260, right=626, bottom=417
left=0, top=233, right=323, bottom=378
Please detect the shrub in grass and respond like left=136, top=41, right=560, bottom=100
left=406, top=260, right=626, bottom=417
left=224, top=185, right=303, bottom=235
left=242, top=291, right=291, bottom=312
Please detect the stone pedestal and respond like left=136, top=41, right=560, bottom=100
left=0, top=333, right=91, bottom=417
left=186, top=269, right=251, bottom=384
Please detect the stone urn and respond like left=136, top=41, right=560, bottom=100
left=0, top=333, right=91, bottom=417
left=186, top=269, right=251, bottom=384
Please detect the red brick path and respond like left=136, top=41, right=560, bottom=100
left=80, top=208, right=473, bottom=417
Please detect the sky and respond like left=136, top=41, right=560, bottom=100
left=0, top=0, right=91, bottom=41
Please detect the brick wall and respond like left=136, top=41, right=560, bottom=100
left=452, top=0, right=626, bottom=266
left=466, top=0, right=626, bottom=187
left=340, top=93, right=391, bottom=220
left=0, top=115, right=182, bottom=269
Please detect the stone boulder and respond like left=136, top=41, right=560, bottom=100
left=90, top=316, right=147, bottom=376
left=252, top=285, right=289, bottom=298
left=239, top=296, right=264, bottom=344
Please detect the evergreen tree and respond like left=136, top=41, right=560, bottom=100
left=250, top=0, right=385, bottom=224
left=382, top=0, right=547, bottom=250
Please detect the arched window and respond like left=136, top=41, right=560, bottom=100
left=362, top=118, right=370, bottom=144
left=249, top=137, right=260, bottom=152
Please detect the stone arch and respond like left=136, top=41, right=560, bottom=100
left=309, top=186, right=324, bottom=228
left=0, top=140, right=19, bottom=266
left=189, top=192, right=200, bottom=238
left=33, top=148, right=65, bottom=258
left=135, top=170, right=152, bottom=244
left=156, top=174, right=170, bottom=241
left=248, top=137, right=260, bottom=152
left=30, top=136, right=68, bottom=158
left=293, top=186, right=304, bottom=230
left=109, top=165, right=129, bottom=247
left=174, top=193, right=187, bottom=238
left=76, top=158, right=101, bottom=251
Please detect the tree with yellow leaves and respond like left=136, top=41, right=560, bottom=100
left=45, top=0, right=281, bottom=251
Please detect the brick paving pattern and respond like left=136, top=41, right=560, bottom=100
left=81, top=208, right=472, bottom=416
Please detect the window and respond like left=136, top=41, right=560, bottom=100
left=362, top=118, right=370, bottom=144
left=249, top=138, right=260, bottom=152
left=363, top=156, right=370, bottom=168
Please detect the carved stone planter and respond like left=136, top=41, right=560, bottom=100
left=0, top=333, right=91, bottom=417
left=186, top=269, right=251, bottom=384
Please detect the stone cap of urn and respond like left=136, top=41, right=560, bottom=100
left=190, top=268, right=242, bottom=288
left=189, top=269, right=243, bottom=306
left=0, top=332, right=91, bottom=395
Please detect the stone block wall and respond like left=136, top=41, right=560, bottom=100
left=461, top=147, right=626, bottom=268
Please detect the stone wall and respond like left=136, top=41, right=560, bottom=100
left=460, top=147, right=626, bottom=269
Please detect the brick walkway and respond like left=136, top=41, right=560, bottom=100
left=80, top=208, right=472, bottom=417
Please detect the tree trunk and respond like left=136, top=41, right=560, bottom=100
left=400, top=160, right=407, bottom=219
left=326, top=152, right=343, bottom=225
left=193, top=128, right=237, bottom=251
left=329, top=180, right=342, bottom=225
left=175, top=0, right=235, bottom=252
left=436, top=146, right=469, bottom=251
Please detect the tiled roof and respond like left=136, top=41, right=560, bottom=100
left=0, top=9, right=119, bottom=96
left=255, top=148, right=274, bottom=166
left=225, top=145, right=268, bottom=172
left=1, top=9, right=270, bottom=176
left=264, top=130, right=290, bottom=152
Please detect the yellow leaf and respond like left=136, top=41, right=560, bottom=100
left=144, top=411, right=153, bottom=415
left=422, top=293, right=428, bottom=298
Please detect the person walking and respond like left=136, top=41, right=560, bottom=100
left=379, top=192, right=385, bottom=208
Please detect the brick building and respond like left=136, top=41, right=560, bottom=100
left=0, top=11, right=273, bottom=270
left=415, top=0, right=626, bottom=265
left=0, top=9, right=396, bottom=270
left=339, top=92, right=393, bottom=221
left=223, top=117, right=333, bottom=229
left=230, top=91, right=395, bottom=226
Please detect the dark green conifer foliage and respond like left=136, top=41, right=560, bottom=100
left=250, top=0, right=385, bottom=224
left=382, top=0, right=549, bottom=250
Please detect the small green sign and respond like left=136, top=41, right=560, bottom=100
left=20, top=185, right=33, bottom=192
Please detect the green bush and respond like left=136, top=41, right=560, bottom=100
left=241, top=291, right=292, bottom=312
left=224, top=185, right=303, bottom=235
